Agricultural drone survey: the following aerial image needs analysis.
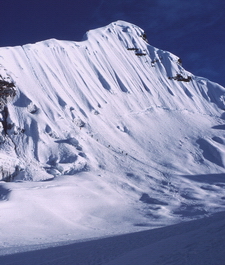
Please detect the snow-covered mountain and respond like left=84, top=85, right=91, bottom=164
left=0, top=21, right=225, bottom=252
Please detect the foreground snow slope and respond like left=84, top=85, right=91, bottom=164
left=0, top=211, right=224, bottom=265
left=0, top=21, right=225, bottom=249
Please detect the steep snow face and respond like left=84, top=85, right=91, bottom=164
left=0, top=20, right=225, bottom=180
left=0, top=21, right=225, bottom=247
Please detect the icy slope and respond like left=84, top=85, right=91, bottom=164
left=0, top=21, right=225, bottom=248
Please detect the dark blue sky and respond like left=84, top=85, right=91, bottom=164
left=1, top=0, right=225, bottom=86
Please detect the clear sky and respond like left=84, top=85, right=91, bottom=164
left=1, top=0, right=224, bottom=86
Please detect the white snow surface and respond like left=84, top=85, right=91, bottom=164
left=0, top=211, right=224, bottom=265
left=0, top=21, right=225, bottom=261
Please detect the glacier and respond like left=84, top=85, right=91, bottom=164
left=0, top=21, right=225, bottom=260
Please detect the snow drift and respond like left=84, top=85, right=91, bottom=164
left=0, top=21, right=225, bottom=250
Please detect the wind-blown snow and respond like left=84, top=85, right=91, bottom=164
left=0, top=21, right=225, bottom=259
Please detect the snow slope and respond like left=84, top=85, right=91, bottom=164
left=0, top=211, right=224, bottom=265
left=0, top=21, right=225, bottom=253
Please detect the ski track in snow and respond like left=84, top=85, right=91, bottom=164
left=0, top=21, right=225, bottom=262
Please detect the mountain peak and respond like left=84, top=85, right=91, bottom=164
left=0, top=21, right=225, bottom=181
left=0, top=22, right=225, bottom=247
